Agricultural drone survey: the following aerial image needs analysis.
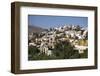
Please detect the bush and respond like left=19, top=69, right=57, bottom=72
left=53, top=41, right=80, bottom=59
left=28, top=46, right=40, bottom=60
left=69, top=50, right=80, bottom=59
left=80, top=49, right=88, bottom=58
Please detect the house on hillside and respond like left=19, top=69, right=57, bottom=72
left=39, top=42, right=52, bottom=56
left=74, top=45, right=88, bottom=53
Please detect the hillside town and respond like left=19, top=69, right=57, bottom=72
left=28, top=24, right=88, bottom=60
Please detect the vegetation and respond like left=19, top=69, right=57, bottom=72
left=80, top=49, right=88, bottom=58
left=28, top=40, right=87, bottom=60
left=78, top=39, right=88, bottom=46
left=28, top=46, right=40, bottom=60
left=52, top=41, right=80, bottom=59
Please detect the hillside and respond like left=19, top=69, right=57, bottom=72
left=28, top=25, right=47, bottom=34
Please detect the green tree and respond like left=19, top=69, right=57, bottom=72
left=53, top=41, right=80, bottom=59
left=70, top=50, right=80, bottom=59
left=28, top=46, right=40, bottom=60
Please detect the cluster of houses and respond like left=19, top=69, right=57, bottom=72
left=29, top=24, right=88, bottom=56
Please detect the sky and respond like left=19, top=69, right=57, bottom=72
left=28, top=15, right=88, bottom=29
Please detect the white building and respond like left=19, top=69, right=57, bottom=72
left=39, top=42, right=52, bottom=56
left=74, top=45, right=88, bottom=53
